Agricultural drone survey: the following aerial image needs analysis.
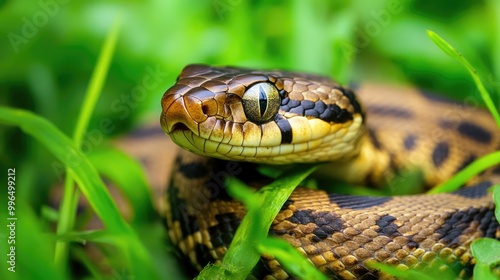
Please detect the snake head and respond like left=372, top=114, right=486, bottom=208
left=161, top=64, right=365, bottom=164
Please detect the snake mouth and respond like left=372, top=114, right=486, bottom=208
left=170, top=122, right=191, bottom=133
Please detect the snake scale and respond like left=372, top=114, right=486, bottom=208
left=157, top=64, right=500, bottom=279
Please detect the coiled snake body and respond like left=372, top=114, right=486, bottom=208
left=160, top=64, right=500, bottom=279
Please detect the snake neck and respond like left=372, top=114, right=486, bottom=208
left=318, top=133, right=394, bottom=187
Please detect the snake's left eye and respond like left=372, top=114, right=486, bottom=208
left=242, top=82, right=280, bottom=123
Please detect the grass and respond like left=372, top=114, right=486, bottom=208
left=54, top=14, right=122, bottom=272
left=0, top=106, right=157, bottom=279
left=424, top=31, right=500, bottom=280
left=0, top=20, right=174, bottom=280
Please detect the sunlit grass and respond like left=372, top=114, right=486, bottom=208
left=0, top=19, right=174, bottom=280
left=55, top=14, right=122, bottom=271
left=0, top=106, right=158, bottom=279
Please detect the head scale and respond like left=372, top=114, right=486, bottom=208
left=160, top=64, right=365, bottom=164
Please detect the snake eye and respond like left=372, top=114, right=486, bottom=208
left=242, top=82, right=280, bottom=123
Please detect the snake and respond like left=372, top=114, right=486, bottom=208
left=158, top=64, right=500, bottom=279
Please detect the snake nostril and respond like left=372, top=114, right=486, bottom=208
left=202, top=105, right=210, bottom=115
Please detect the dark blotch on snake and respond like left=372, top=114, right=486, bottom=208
left=436, top=207, right=497, bottom=247
left=286, top=100, right=315, bottom=116
left=286, top=210, right=345, bottom=241
left=457, top=121, right=492, bottom=144
left=275, top=115, right=293, bottom=144
left=366, top=105, right=413, bottom=118
left=287, top=210, right=314, bottom=225
left=452, top=180, right=492, bottom=199
left=341, top=87, right=362, bottom=114
left=289, top=210, right=344, bottom=227
left=179, top=162, right=209, bottom=179
left=193, top=243, right=216, bottom=266
left=329, top=194, right=392, bottom=210
left=367, top=128, right=382, bottom=150
left=313, top=214, right=345, bottom=240
left=278, top=89, right=287, bottom=98
left=359, top=271, right=380, bottom=280
left=376, top=215, right=401, bottom=238
left=289, top=106, right=304, bottom=115
left=431, top=141, right=449, bottom=168
left=279, top=97, right=299, bottom=112
left=319, top=103, right=353, bottom=123
left=207, top=213, right=240, bottom=248
left=352, top=265, right=370, bottom=278
left=313, top=100, right=326, bottom=114
left=305, top=109, right=319, bottom=118
left=301, top=100, right=315, bottom=109
left=167, top=183, right=200, bottom=237
left=281, top=98, right=354, bottom=123
left=281, top=96, right=289, bottom=106
left=403, top=134, right=417, bottom=150
left=406, top=240, right=419, bottom=250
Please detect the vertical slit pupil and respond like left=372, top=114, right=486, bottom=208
left=259, top=85, right=267, bottom=117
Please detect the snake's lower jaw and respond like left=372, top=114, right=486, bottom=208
left=167, top=130, right=198, bottom=154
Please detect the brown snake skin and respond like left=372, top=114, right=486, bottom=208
left=155, top=65, right=500, bottom=279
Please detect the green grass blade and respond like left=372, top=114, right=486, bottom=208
left=0, top=107, right=158, bottom=279
left=258, top=238, right=328, bottom=280
left=494, top=185, right=500, bottom=223
left=471, top=237, right=500, bottom=279
left=55, top=15, right=122, bottom=268
left=471, top=238, right=500, bottom=266
left=197, top=164, right=319, bottom=279
left=369, top=262, right=435, bottom=280
left=73, top=16, right=121, bottom=144
left=427, top=31, right=500, bottom=280
left=55, top=230, right=110, bottom=244
left=427, top=30, right=500, bottom=128
left=428, top=151, right=500, bottom=194
left=88, top=147, right=155, bottom=225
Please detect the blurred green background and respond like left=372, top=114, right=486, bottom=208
left=0, top=0, right=499, bottom=279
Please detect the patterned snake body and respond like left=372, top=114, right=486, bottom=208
left=160, top=65, right=500, bottom=279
